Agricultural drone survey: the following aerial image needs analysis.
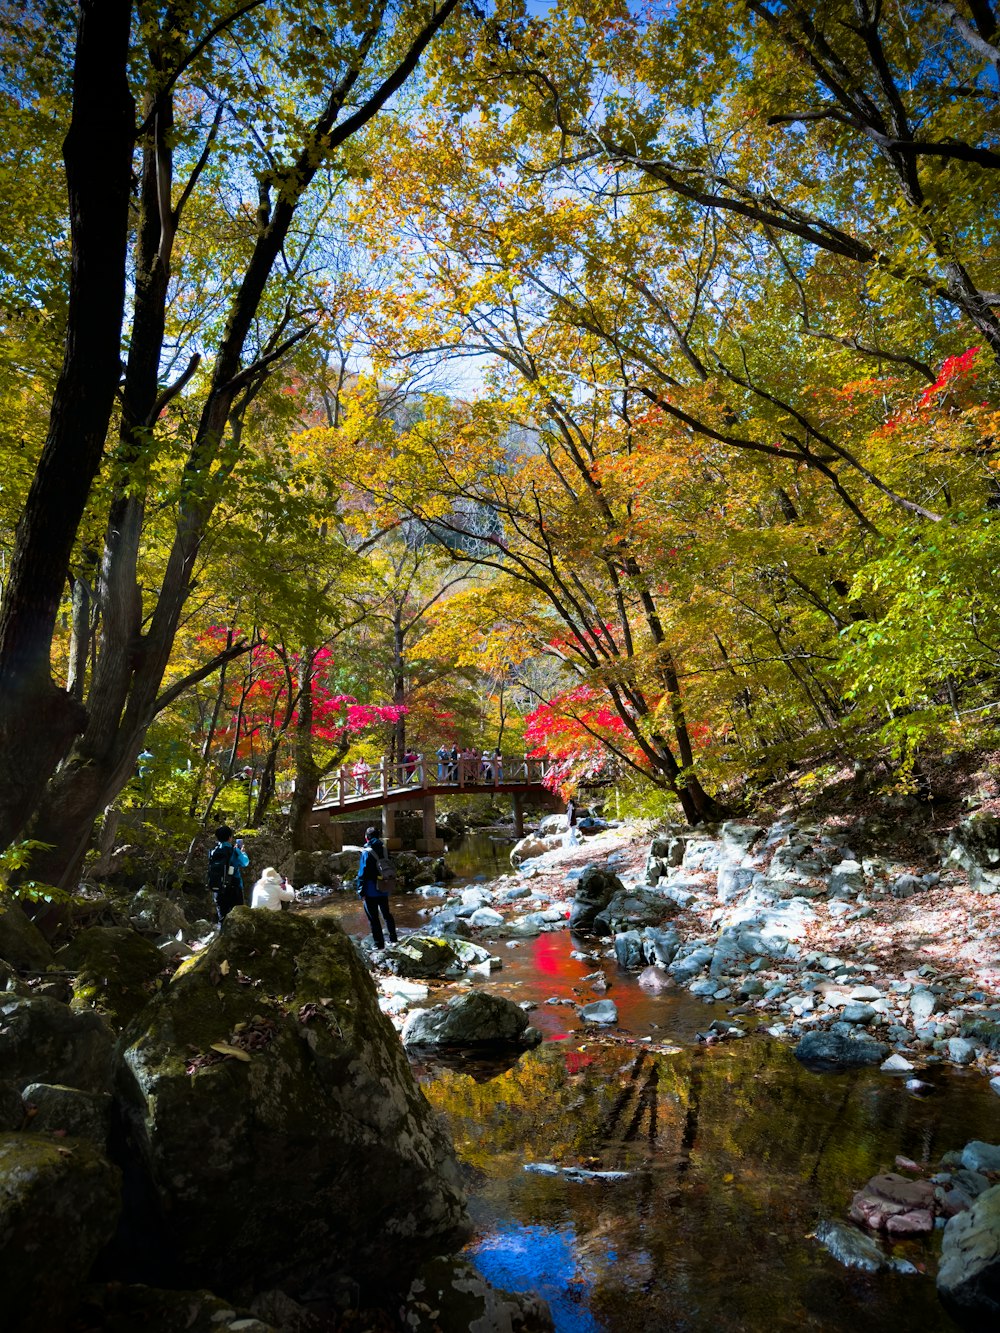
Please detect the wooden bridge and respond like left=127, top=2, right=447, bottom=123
left=309, top=753, right=557, bottom=852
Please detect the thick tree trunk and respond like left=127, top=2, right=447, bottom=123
left=0, top=0, right=134, bottom=848
left=288, top=657, right=320, bottom=859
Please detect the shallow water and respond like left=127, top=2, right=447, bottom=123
left=318, top=835, right=1000, bottom=1332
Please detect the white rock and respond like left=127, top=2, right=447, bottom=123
left=881, top=1053, right=914, bottom=1072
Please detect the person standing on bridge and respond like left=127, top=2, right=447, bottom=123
left=356, top=826, right=397, bottom=951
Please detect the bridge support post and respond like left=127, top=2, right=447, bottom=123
left=417, top=795, right=444, bottom=854
left=512, top=793, right=524, bottom=839
left=382, top=803, right=401, bottom=852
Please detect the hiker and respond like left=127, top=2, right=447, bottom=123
left=353, top=758, right=371, bottom=794
left=356, top=826, right=397, bottom=950
left=250, top=866, right=296, bottom=911
left=403, top=748, right=420, bottom=784
left=208, top=825, right=249, bottom=923
left=436, top=744, right=450, bottom=780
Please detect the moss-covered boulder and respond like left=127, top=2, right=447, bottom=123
left=383, top=934, right=467, bottom=979
left=78, top=1283, right=279, bottom=1333
left=0, top=995, right=114, bottom=1093
left=0, top=902, right=54, bottom=972
left=402, top=991, right=542, bottom=1049
left=129, top=888, right=190, bottom=936
left=404, top=1256, right=554, bottom=1332
left=0, top=1133, right=121, bottom=1332
left=22, top=1083, right=111, bottom=1146
left=116, top=908, right=467, bottom=1297
left=59, top=926, right=165, bottom=1028
left=0, top=1080, right=24, bottom=1130
left=0, top=958, right=29, bottom=995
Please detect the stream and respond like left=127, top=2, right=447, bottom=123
left=316, top=833, right=1000, bottom=1332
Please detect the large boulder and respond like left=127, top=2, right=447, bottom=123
left=0, top=902, right=54, bottom=972
left=938, top=1182, right=1000, bottom=1327
left=22, top=1083, right=112, bottom=1146
left=116, top=908, right=468, bottom=1297
left=945, top=812, right=1000, bottom=893
left=793, top=1031, right=888, bottom=1072
left=76, top=1283, right=281, bottom=1333
left=402, top=991, right=541, bottom=1049
left=592, top=888, right=680, bottom=937
left=510, top=834, right=563, bottom=866
left=59, top=926, right=165, bottom=1029
left=567, top=865, right=625, bottom=932
left=384, top=934, right=468, bottom=979
left=129, top=888, right=189, bottom=936
left=0, top=995, right=114, bottom=1093
left=0, top=1133, right=121, bottom=1332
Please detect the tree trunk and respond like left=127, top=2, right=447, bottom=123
left=0, top=0, right=134, bottom=848
left=288, top=655, right=320, bottom=861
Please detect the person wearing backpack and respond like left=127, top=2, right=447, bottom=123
left=356, top=826, right=397, bottom=951
left=208, top=825, right=249, bottom=924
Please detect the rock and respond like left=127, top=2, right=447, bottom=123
left=961, top=1017, right=1000, bottom=1053
left=890, top=873, right=922, bottom=899
left=938, top=1182, right=1000, bottom=1325
left=910, top=988, right=938, bottom=1025
left=383, top=935, right=467, bottom=979
left=642, top=926, right=680, bottom=967
left=579, top=999, right=618, bottom=1025
left=468, top=907, right=504, bottom=928
left=0, top=995, right=114, bottom=1093
left=948, top=1037, right=979, bottom=1065
left=681, top=837, right=723, bottom=871
left=719, top=821, right=765, bottom=855
left=81, top=1284, right=281, bottom=1333
left=829, top=860, right=865, bottom=895
left=614, top=930, right=645, bottom=970
left=510, top=834, right=563, bottom=866
left=841, top=1003, right=877, bottom=1024
left=793, top=1031, right=888, bottom=1072
left=814, top=1219, right=886, bottom=1272
left=592, top=888, right=679, bottom=936
left=117, top=908, right=468, bottom=1296
left=21, top=1083, right=111, bottom=1145
left=59, top=926, right=165, bottom=1029
left=0, top=1080, right=24, bottom=1130
left=649, top=832, right=685, bottom=866
left=716, top=865, right=755, bottom=901
left=404, top=1255, right=554, bottom=1333
left=0, top=903, right=54, bottom=972
left=881, top=1053, right=914, bottom=1072
left=991, top=1076, right=1000, bottom=1097
left=402, top=991, right=542, bottom=1048
left=0, top=1132, right=121, bottom=1331
left=961, top=1141, right=1000, bottom=1174
left=944, top=812, right=1000, bottom=893
left=885, top=1208, right=934, bottom=1237
left=129, top=887, right=189, bottom=936
left=0, top=959, right=29, bottom=995
left=567, top=865, right=626, bottom=931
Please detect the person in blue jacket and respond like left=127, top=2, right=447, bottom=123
left=357, top=826, right=397, bottom=950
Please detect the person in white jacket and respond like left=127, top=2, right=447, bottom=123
left=250, top=866, right=295, bottom=911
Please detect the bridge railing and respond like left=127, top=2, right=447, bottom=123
left=313, top=752, right=550, bottom=808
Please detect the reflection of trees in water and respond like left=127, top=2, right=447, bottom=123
left=421, top=1037, right=1000, bottom=1332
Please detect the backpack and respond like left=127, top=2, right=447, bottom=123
left=207, top=842, right=236, bottom=891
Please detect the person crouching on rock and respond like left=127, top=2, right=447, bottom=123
left=357, top=826, right=397, bottom=951
left=250, top=866, right=296, bottom=911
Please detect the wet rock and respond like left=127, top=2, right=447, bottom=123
left=814, top=1219, right=886, bottom=1272
left=642, top=926, right=680, bottom=967
left=669, top=944, right=714, bottom=983
left=402, top=991, right=542, bottom=1049
left=961, top=1017, right=1000, bottom=1053
left=59, top=926, right=165, bottom=1029
left=579, top=999, right=618, bottom=1024
left=0, top=995, right=113, bottom=1093
left=568, top=865, right=627, bottom=932
left=469, top=907, right=505, bottom=928
left=0, top=902, right=54, bottom=972
left=592, top=887, right=679, bottom=936
left=404, top=1255, right=554, bottom=1333
left=117, top=909, right=468, bottom=1296
left=849, top=1172, right=937, bottom=1234
left=881, top=1053, right=914, bottom=1072
left=794, top=1030, right=888, bottom=1072
left=0, top=1132, right=121, bottom=1332
left=885, top=1208, right=934, bottom=1237
left=961, top=1141, right=1000, bottom=1174
left=384, top=935, right=467, bottom=979
left=22, top=1083, right=111, bottom=1145
left=938, top=1182, right=1000, bottom=1325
